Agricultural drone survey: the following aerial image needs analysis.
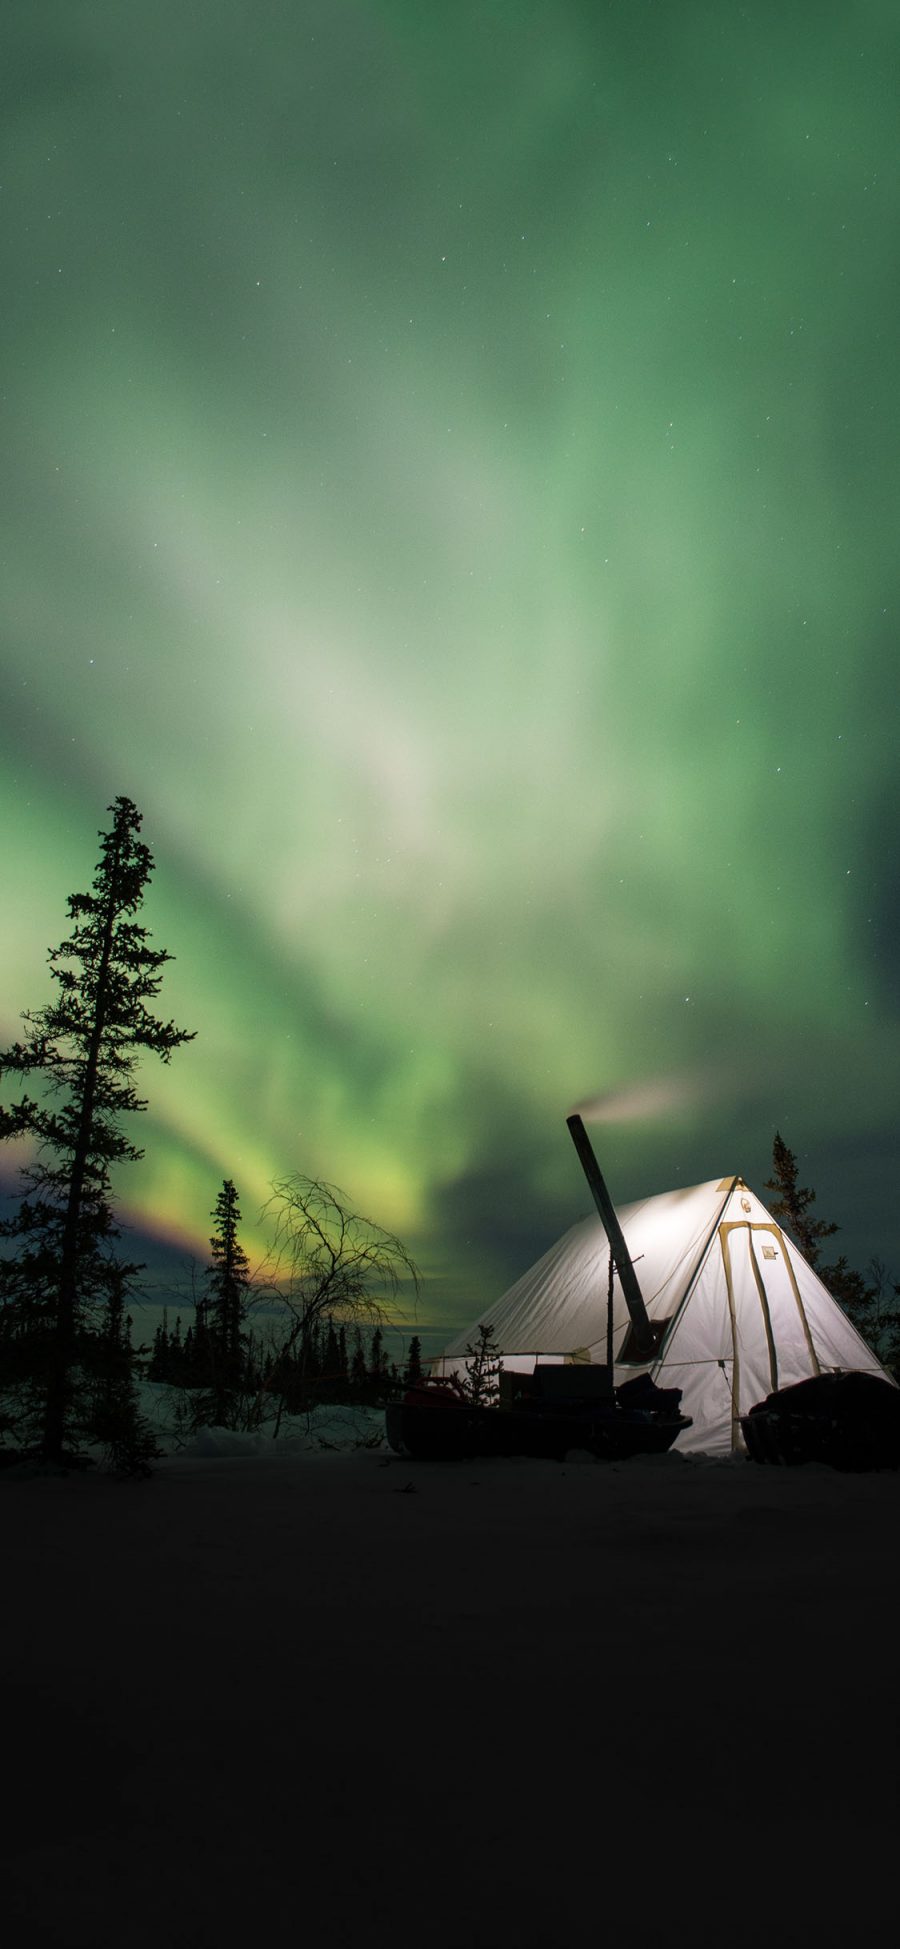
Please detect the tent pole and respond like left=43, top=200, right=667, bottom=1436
left=607, top=1251, right=615, bottom=1376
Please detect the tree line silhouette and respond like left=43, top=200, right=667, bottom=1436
left=147, top=1296, right=424, bottom=1410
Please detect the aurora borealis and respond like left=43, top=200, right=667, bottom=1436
left=2, top=2, right=898, bottom=1331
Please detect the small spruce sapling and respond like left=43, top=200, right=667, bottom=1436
left=463, top=1322, right=502, bottom=1407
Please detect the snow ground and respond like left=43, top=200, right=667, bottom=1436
left=2, top=1437, right=898, bottom=1949
left=140, top=1383, right=389, bottom=1460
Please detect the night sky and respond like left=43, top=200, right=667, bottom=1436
left=2, top=2, right=898, bottom=1332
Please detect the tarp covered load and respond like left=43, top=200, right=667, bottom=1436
left=437, top=1177, right=892, bottom=1454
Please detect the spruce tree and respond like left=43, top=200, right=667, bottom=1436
left=463, top=1323, right=501, bottom=1407
left=350, top=1328, right=367, bottom=1397
left=368, top=1324, right=387, bottom=1397
left=148, top=1309, right=171, bottom=1382
left=170, top=1314, right=184, bottom=1385
left=0, top=796, right=193, bottom=1465
left=89, top=1274, right=159, bottom=1475
left=404, top=1334, right=423, bottom=1389
left=323, top=1320, right=341, bottom=1395
left=201, top=1179, right=250, bottom=1424
left=764, top=1131, right=890, bottom=1339
left=765, top=1132, right=838, bottom=1268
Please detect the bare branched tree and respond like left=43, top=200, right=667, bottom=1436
left=257, top=1176, right=419, bottom=1427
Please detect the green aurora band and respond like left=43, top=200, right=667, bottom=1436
left=2, top=2, right=898, bottom=1328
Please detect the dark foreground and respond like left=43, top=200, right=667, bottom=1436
left=3, top=1448, right=898, bottom=1949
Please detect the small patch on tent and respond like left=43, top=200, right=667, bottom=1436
left=762, top=1245, right=778, bottom=1260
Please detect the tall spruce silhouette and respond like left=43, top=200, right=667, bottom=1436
left=764, top=1130, right=888, bottom=1329
left=765, top=1131, right=838, bottom=1267
left=404, top=1334, right=423, bottom=1389
left=0, top=797, right=194, bottom=1465
left=201, top=1179, right=250, bottom=1423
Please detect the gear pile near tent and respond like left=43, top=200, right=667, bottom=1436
left=435, top=1170, right=893, bottom=1455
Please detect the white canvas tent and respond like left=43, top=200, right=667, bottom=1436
left=436, top=1175, right=892, bottom=1453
